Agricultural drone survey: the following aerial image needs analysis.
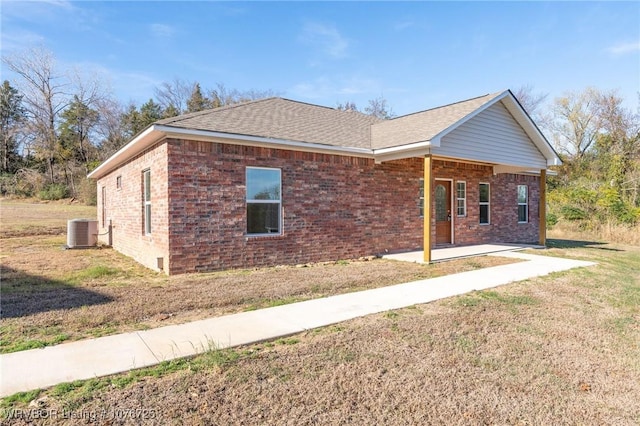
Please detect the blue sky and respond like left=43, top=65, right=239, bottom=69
left=1, top=1, right=639, bottom=116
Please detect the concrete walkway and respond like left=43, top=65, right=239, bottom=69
left=0, top=251, right=595, bottom=398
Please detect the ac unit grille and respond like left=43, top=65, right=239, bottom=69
left=67, top=219, right=98, bottom=248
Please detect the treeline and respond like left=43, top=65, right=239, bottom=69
left=540, top=88, right=640, bottom=235
left=0, top=47, right=276, bottom=203
left=2, top=48, right=639, bottom=240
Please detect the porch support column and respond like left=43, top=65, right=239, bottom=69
left=539, top=169, right=547, bottom=246
left=423, top=155, right=432, bottom=263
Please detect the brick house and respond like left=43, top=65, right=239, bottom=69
left=88, top=90, right=560, bottom=275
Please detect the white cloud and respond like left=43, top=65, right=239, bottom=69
left=1, top=0, right=76, bottom=22
left=289, top=75, right=382, bottom=103
left=607, top=41, right=640, bottom=55
left=149, top=23, right=176, bottom=38
left=393, top=20, right=414, bottom=31
left=300, top=22, right=349, bottom=59
left=0, top=29, right=46, bottom=53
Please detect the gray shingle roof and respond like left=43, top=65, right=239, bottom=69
left=370, top=92, right=502, bottom=149
left=157, top=93, right=504, bottom=150
left=157, top=97, right=384, bottom=149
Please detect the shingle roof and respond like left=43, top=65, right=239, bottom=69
left=370, top=92, right=503, bottom=149
left=157, top=97, right=384, bottom=149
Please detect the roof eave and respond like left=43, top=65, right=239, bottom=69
left=87, top=125, right=164, bottom=179
left=159, top=125, right=374, bottom=157
left=88, top=125, right=376, bottom=179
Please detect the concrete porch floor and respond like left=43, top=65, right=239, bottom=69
left=382, top=243, right=544, bottom=263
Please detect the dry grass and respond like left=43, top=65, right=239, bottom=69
left=549, top=220, right=640, bottom=246
left=0, top=199, right=96, bottom=238
left=3, top=239, right=639, bottom=425
left=2, top=200, right=638, bottom=424
left=0, top=202, right=515, bottom=353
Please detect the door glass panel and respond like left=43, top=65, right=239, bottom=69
left=435, top=184, right=447, bottom=221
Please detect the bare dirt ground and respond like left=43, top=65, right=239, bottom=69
left=0, top=200, right=514, bottom=353
left=2, top=201, right=638, bottom=425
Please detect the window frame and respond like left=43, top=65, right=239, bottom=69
left=479, top=182, right=490, bottom=225
left=101, top=186, right=107, bottom=227
left=116, top=175, right=122, bottom=190
left=456, top=181, right=466, bottom=217
left=517, top=184, right=528, bottom=223
left=143, top=169, right=151, bottom=235
left=246, top=166, right=282, bottom=236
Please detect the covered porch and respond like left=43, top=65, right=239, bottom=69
left=371, top=90, right=560, bottom=264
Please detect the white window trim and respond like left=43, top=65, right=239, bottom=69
left=456, top=181, right=466, bottom=217
left=101, top=186, right=107, bottom=227
left=143, top=169, right=151, bottom=235
left=518, top=184, right=528, bottom=224
left=479, top=182, right=490, bottom=225
left=246, top=166, right=282, bottom=236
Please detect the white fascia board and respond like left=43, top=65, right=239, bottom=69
left=428, top=90, right=510, bottom=146
left=87, top=126, right=162, bottom=179
left=500, top=93, right=562, bottom=166
left=547, top=157, right=562, bottom=166
left=88, top=125, right=376, bottom=179
left=372, top=141, right=432, bottom=164
left=158, top=125, right=374, bottom=158
left=372, top=140, right=432, bottom=155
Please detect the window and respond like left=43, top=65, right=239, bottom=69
left=518, top=185, right=528, bottom=223
left=143, top=169, right=151, bottom=235
left=456, top=181, right=466, bottom=216
left=246, top=167, right=281, bottom=235
left=101, top=186, right=107, bottom=227
left=419, top=178, right=425, bottom=217
left=479, top=183, right=490, bottom=225
left=116, top=176, right=122, bottom=190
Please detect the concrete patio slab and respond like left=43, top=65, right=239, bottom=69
left=0, top=252, right=595, bottom=398
left=382, top=243, right=542, bottom=263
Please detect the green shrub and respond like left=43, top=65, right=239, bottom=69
left=560, top=205, right=587, bottom=221
left=77, top=178, right=97, bottom=206
left=546, top=212, right=559, bottom=227
left=39, top=183, right=68, bottom=200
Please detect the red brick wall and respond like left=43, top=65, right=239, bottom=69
left=165, top=139, right=425, bottom=274
left=164, top=141, right=540, bottom=274
left=96, top=139, right=541, bottom=274
left=431, top=160, right=540, bottom=246
left=96, top=142, right=170, bottom=272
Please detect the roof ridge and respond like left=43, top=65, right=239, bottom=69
left=386, top=91, right=504, bottom=121
left=157, top=97, right=281, bottom=125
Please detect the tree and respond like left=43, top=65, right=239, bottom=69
left=94, top=97, right=127, bottom=159
left=58, top=95, right=99, bottom=174
left=186, top=83, right=211, bottom=113
left=154, top=77, right=192, bottom=114
left=336, top=101, right=358, bottom=111
left=513, top=85, right=548, bottom=117
left=549, top=87, right=607, bottom=160
left=2, top=47, right=68, bottom=184
left=121, top=99, right=163, bottom=138
left=336, top=96, right=395, bottom=119
left=364, top=96, right=395, bottom=119
left=209, top=83, right=277, bottom=108
left=0, top=80, right=25, bottom=173
left=513, top=84, right=549, bottom=128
